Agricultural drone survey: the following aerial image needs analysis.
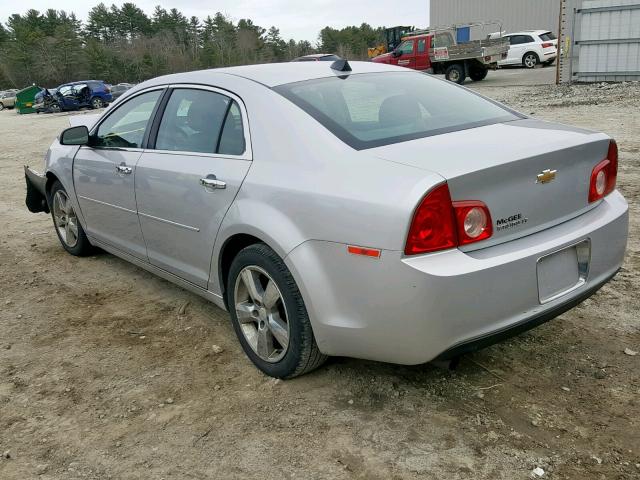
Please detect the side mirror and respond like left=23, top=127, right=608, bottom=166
left=60, top=125, right=89, bottom=146
left=392, top=49, right=402, bottom=57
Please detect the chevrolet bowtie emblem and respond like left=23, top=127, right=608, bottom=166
left=537, top=169, right=557, bottom=184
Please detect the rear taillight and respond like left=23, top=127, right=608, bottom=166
left=405, top=184, right=457, bottom=255
left=542, top=42, right=553, bottom=48
left=404, top=183, right=493, bottom=255
left=452, top=201, right=493, bottom=245
left=588, top=140, right=618, bottom=203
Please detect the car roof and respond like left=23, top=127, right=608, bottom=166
left=507, top=30, right=551, bottom=35
left=142, top=61, right=405, bottom=88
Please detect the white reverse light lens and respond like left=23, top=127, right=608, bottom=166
left=595, top=170, right=606, bottom=195
left=463, top=207, right=487, bottom=238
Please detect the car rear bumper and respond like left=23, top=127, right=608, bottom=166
left=24, top=166, right=49, bottom=213
left=285, top=191, right=628, bottom=364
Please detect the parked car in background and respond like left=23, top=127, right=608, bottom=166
left=24, top=61, right=628, bottom=379
left=291, top=54, right=342, bottom=62
left=499, top=31, right=558, bottom=68
left=55, top=80, right=112, bottom=110
left=0, top=90, right=18, bottom=110
left=109, top=83, right=134, bottom=100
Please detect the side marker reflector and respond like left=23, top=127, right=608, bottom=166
left=347, top=245, right=381, bottom=258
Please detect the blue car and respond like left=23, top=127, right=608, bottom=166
left=55, top=80, right=113, bottom=110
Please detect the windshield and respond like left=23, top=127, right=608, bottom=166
left=274, top=72, right=521, bottom=149
left=539, top=32, right=557, bottom=41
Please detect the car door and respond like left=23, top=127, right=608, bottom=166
left=415, top=38, right=429, bottom=70
left=395, top=39, right=416, bottom=69
left=73, top=88, right=163, bottom=259
left=509, top=35, right=531, bottom=65
left=57, top=85, right=76, bottom=110
left=134, top=86, right=252, bottom=288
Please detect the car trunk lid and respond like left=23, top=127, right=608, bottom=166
left=370, top=118, right=611, bottom=251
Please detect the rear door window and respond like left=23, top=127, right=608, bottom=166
left=154, top=88, right=244, bottom=155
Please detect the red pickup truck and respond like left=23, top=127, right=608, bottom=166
left=372, top=30, right=508, bottom=84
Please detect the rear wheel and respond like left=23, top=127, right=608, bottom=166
left=50, top=181, right=92, bottom=256
left=227, top=243, right=327, bottom=378
left=0, top=103, right=4, bottom=111
left=91, top=97, right=104, bottom=109
left=469, top=67, right=488, bottom=81
left=445, top=63, right=466, bottom=84
left=523, top=52, right=539, bottom=69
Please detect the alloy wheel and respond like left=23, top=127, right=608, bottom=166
left=524, top=54, right=537, bottom=68
left=52, top=190, right=79, bottom=248
left=92, top=98, right=103, bottom=109
left=234, top=266, right=290, bottom=363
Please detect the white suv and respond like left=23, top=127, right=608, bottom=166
left=499, top=30, right=558, bottom=68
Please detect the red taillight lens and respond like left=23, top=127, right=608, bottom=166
left=404, top=183, right=457, bottom=255
left=452, top=201, right=493, bottom=245
left=405, top=184, right=493, bottom=255
left=542, top=42, right=553, bottom=48
left=588, top=140, right=618, bottom=203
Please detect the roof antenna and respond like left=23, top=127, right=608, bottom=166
left=331, top=59, right=352, bottom=72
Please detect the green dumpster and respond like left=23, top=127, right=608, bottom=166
left=15, top=85, right=43, bottom=114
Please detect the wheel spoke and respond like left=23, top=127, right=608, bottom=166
left=256, top=327, right=274, bottom=359
left=235, top=301, right=256, bottom=324
left=241, top=269, right=264, bottom=304
left=263, top=280, right=280, bottom=309
left=268, top=315, right=289, bottom=349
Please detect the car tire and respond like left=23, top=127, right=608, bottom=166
left=523, top=52, right=539, bottom=69
left=445, top=64, right=466, bottom=84
left=50, top=104, right=61, bottom=113
left=469, top=67, right=488, bottom=81
left=0, top=103, right=4, bottom=111
left=91, top=97, right=104, bottom=109
left=227, top=243, right=327, bottom=378
left=49, top=180, right=93, bottom=256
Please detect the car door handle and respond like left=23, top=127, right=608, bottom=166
left=200, top=175, right=226, bottom=190
left=116, top=163, right=132, bottom=175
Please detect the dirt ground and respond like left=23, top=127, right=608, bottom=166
left=1, top=76, right=639, bottom=480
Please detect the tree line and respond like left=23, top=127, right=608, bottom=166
left=0, top=4, right=386, bottom=89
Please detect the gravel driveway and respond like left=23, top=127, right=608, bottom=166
left=0, top=78, right=638, bottom=479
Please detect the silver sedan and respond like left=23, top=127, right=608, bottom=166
left=24, top=61, right=628, bottom=378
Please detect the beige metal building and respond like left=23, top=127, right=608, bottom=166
left=430, top=0, right=562, bottom=35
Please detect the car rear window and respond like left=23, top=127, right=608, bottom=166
left=539, top=32, right=557, bottom=41
left=274, top=71, right=521, bottom=150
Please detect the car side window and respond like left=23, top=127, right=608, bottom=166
left=218, top=101, right=245, bottom=155
left=155, top=89, right=233, bottom=155
left=93, top=90, right=161, bottom=149
left=397, top=40, right=414, bottom=55
left=417, top=39, right=426, bottom=53
left=523, top=35, right=535, bottom=43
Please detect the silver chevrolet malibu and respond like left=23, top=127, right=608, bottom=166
left=24, top=61, right=628, bottom=378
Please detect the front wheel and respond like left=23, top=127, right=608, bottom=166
left=91, top=97, right=104, bottom=109
left=50, top=103, right=61, bottom=113
left=0, top=103, right=4, bottom=111
left=523, top=52, right=539, bottom=69
left=445, top=64, right=466, bottom=84
left=227, top=243, right=327, bottom=378
left=50, top=181, right=93, bottom=256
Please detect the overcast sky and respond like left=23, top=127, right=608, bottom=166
left=0, top=0, right=431, bottom=43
